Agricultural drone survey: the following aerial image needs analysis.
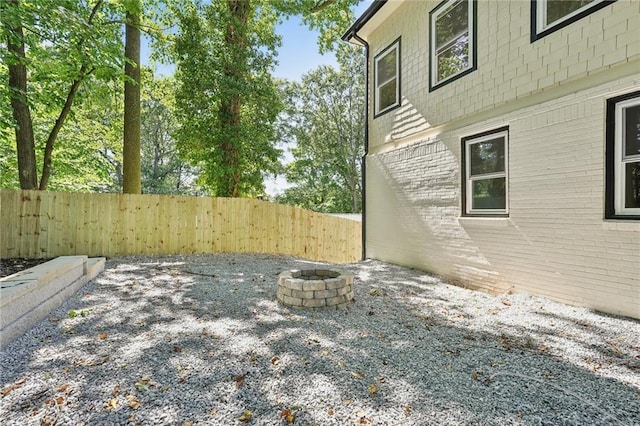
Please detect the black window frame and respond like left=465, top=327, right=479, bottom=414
left=373, top=37, right=401, bottom=118
left=530, top=0, right=616, bottom=42
left=461, top=126, right=510, bottom=217
left=605, top=90, right=640, bottom=220
left=429, top=0, right=477, bottom=92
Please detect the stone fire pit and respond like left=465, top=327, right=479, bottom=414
left=277, top=269, right=354, bottom=311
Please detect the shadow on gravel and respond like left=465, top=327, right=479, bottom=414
left=1, top=254, right=638, bottom=425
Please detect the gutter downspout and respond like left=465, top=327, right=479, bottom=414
left=353, top=34, right=369, bottom=262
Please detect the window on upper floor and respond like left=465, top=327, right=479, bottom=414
left=462, top=127, right=509, bottom=216
left=606, top=91, right=640, bottom=220
left=429, top=0, right=477, bottom=91
left=374, top=38, right=401, bottom=117
left=531, top=0, right=616, bottom=42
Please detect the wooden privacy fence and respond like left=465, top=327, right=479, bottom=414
left=0, top=189, right=361, bottom=263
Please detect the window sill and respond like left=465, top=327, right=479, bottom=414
left=458, top=217, right=513, bottom=228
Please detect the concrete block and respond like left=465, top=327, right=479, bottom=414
left=302, top=280, right=326, bottom=291
left=282, top=278, right=304, bottom=291
left=0, top=256, right=105, bottom=349
left=291, top=290, right=314, bottom=299
left=314, top=289, right=338, bottom=299
left=302, top=298, right=326, bottom=308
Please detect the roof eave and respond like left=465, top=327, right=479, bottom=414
left=341, top=0, right=388, bottom=45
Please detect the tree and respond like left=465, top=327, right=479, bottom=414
left=170, top=0, right=359, bottom=197
left=1, top=0, right=125, bottom=190
left=140, top=72, right=199, bottom=195
left=277, top=44, right=364, bottom=213
left=171, top=1, right=281, bottom=197
left=123, top=0, right=142, bottom=194
left=3, top=0, right=37, bottom=189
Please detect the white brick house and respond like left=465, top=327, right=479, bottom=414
left=343, top=0, right=639, bottom=318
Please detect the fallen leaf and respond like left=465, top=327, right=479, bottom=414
left=173, top=345, right=181, bottom=353
left=126, top=394, right=140, bottom=410
left=210, top=408, right=218, bottom=415
left=57, top=384, right=71, bottom=393
left=377, top=377, right=386, bottom=383
left=1, top=377, right=26, bottom=397
left=233, top=373, right=247, bottom=389
left=337, top=361, right=345, bottom=369
left=46, top=396, right=65, bottom=407
left=501, top=300, right=511, bottom=306
left=404, top=405, right=412, bottom=414
left=99, top=333, right=108, bottom=340
left=342, top=399, right=352, bottom=406
left=321, top=349, right=329, bottom=356
left=134, top=382, right=149, bottom=393
left=106, top=398, right=119, bottom=410
left=239, top=409, right=253, bottom=422
left=367, top=384, right=378, bottom=395
left=280, top=408, right=296, bottom=424
left=327, top=408, right=334, bottom=416
left=351, top=371, right=365, bottom=379
left=271, top=356, right=280, bottom=366
left=112, top=385, right=120, bottom=397
left=471, top=371, right=478, bottom=380
left=184, top=422, right=192, bottom=426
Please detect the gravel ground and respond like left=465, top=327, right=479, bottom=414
left=1, top=253, right=639, bottom=426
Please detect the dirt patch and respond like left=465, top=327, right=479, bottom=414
left=0, top=258, right=52, bottom=278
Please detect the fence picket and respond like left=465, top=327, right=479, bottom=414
left=0, top=189, right=360, bottom=263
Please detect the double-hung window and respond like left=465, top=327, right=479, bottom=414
left=606, top=91, right=640, bottom=219
left=531, top=0, right=615, bottom=42
left=462, top=128, right=509, bottom=216
left=429, top=0, right=476, bottom=91
left=374, top=38, right=400, bottom=117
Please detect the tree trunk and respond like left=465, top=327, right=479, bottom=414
left=5, top=0, right=38, bottom=189
left=218, top=0, right=250, bottom=197
left=123, top=6, right=141, bottom=194
left=39, top=67, right=91, bottom=190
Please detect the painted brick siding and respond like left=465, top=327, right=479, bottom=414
left=366, top=75, right=640, bottom=318
left=367, top=0, right=640, bottom=149
left=360, top=0, right=640, bottom=318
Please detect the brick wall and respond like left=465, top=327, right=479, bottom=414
left=363, top=0, right=640, bottom=318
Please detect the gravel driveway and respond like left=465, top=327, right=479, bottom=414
left=1, top=253, right=639, bottom=425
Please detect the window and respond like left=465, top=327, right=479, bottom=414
left=606, top=91, right=640, bottom=219
left=462, top=128, right=509, bottom=216
left=429, top=0, right=476, bottom=91
left=374, top=38, right=400, bottom=117
left=531, top=0, right=615, bottom=42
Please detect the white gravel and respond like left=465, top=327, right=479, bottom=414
left=1, top=253, right=639, bottom=425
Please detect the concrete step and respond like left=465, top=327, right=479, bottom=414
left=0, top=256, right=105, bottom=348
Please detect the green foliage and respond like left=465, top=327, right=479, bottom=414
left=1, top=0, right=126, bottom=190
left=171, top=0, right=283, bottom=197
left=276, top=44, right=365, bottom=213
left=140, top=71, right=200, bottom=195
